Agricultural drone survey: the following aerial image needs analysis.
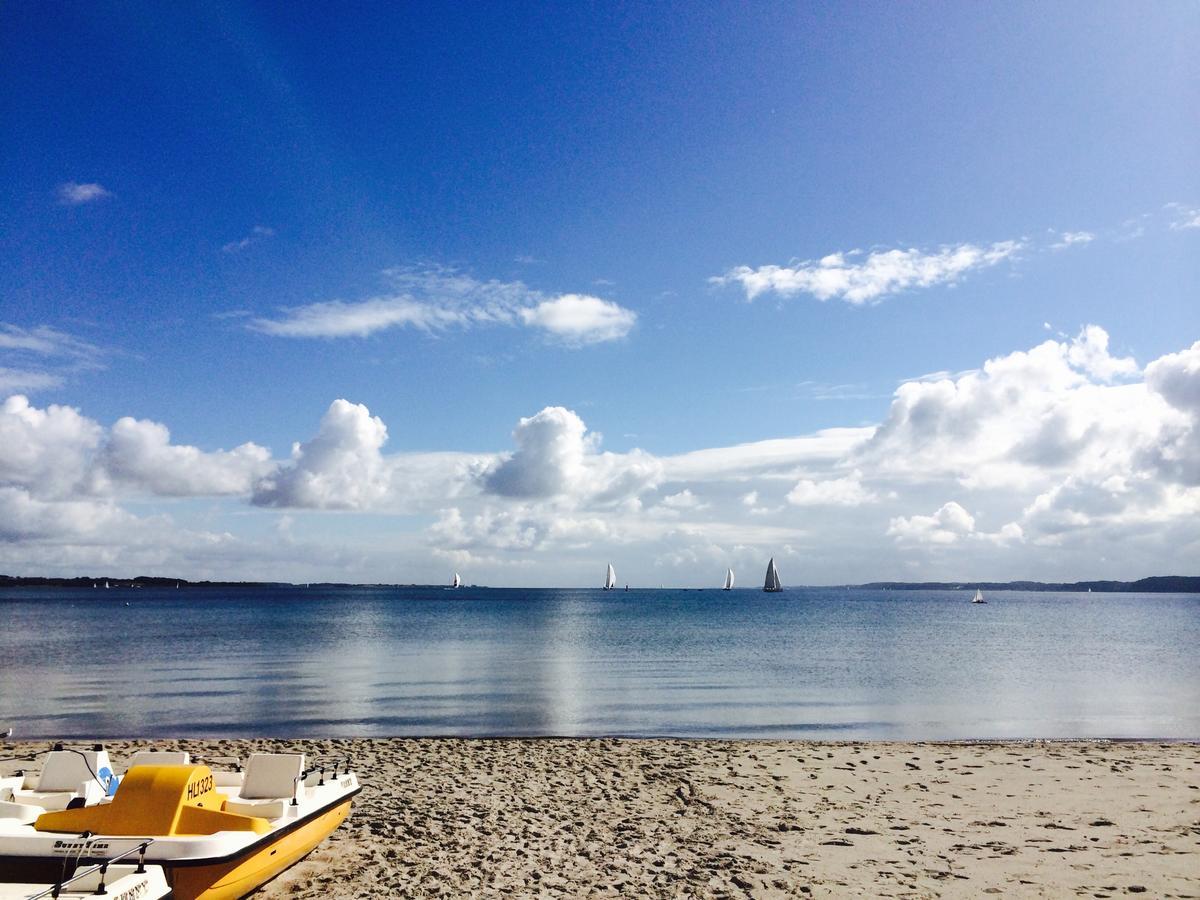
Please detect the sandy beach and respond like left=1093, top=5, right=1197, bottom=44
left=3, top=739, right=1198, bottom=898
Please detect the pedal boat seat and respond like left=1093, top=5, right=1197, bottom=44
left=127, top=750, right=191, bottom=768
left=10, top=749, right=112, bottom=812
left=221, top=753, right=306, bottom=821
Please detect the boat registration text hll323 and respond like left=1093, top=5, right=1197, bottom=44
left=187, top=773, right=215, bottom=800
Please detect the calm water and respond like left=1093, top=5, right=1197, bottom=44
left=1, top=586, right=1197, bottom=740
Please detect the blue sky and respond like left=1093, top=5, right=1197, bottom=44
left=1, top=2, right=1198, bottom=584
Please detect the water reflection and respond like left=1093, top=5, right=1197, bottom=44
left=0, top=587, right=1196, bottom=739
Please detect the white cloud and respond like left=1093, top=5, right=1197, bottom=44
left=0, top=394, right=271, bottom=502
left=0, top=324, right=105, bottom=392
left=1141, top=339, right=1200, bottom=485
left=660, top=489, right=708, bottom=510
left=482, top=406, right=661, bottom=504
left=860, top=326, right=1145, bottom=488
left=1066, top=324, right=1139, bottom=381
left=250, top=267, right=635, bottom=346
left=222, top=226, right=275, bottom=253
left=0, top=486, right=132, bottom=542
left=888, top=501, right=976, bottom=544
left=252, top=399, right=391, bottom=509
left=98, top=417, right=273, bottom=496
left=251, top=296, right=465, bottom=338
left=786, top=470, right=877, bottom=507
left=0, top=368, right=64, bottom=393
left=4, top=324, right=1200, bottom=583
left=57, top=182, right=111, bottom=205
left=0, top=395, right=103, bottom=499
left=1051, top=230, right=1095, bottom=250
left=1166, top=204, right=1200, bottom=231
left=713, top=241, right=1021, bottom=304
left=518, top=294, right=636, bottom=344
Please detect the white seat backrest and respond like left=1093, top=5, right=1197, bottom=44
left=37, top=749, right=112, bottom=793
left=128, top=751, right=191, bottom=767
left=240, top=753, right=305, bottom=799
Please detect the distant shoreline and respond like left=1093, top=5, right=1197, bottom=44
left=2, top=574, right=1198, bottom=592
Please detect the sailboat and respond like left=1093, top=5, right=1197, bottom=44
left=763, top=558, right=782, bottom=593
left=604, top=563, right=616, bottom=590
left=723, top=568, right=734, bottom=590
left=104, top=581, right=109, bottom=589
left=972, top=588, right=986, bottom=604
left=450, top=572, right=461, bottom=589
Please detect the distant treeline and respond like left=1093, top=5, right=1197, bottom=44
left=2, top=574, right=1199, bottom=592
left=857, top=576, right=1200, bottom=593
left=0, top=575, right=433, bottom=588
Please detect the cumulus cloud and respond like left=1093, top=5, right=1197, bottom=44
left=786, top=470, right=877, bottom=507
left=4, top=323, right=1200, bottom=583
left=247, top=398, right=485, bottom=511
left=0, top=394, right=272, bottom=502
left=659, top=489, right=708, bottom=511
left=482, top=406, right=661, bottom=505
left=860, top=326, right=1145, bottom=488
left=98, top=417, right=273, bottom=496
left=57, top=182, right=112, bottom=205
left=888, top=501, right=976, bottom=544
left=0, top=395, right=104, bottom=498
left=252, top=399, right=391, bottom=509
left=713, top=241, right=1022, bottom=304
left=250, top=267, right=635, bottom=346
left=1141, top=339, right=1200, bottom=485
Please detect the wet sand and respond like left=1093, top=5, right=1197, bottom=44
left=4, top=739, right=1198, bottom=897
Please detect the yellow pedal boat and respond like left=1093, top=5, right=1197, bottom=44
left=0, top=752, right=360, bottom=900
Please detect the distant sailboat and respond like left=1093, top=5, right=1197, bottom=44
left=723, top=568, right=735, bottom=590
left=763, top=558, right=782, bottom=593
left=604, top=563, right=616, bottom=590
left=450, top=572, right=461, bottom=589
left=972, top=588, right=986, bottom=604
left=104, top=581, right=109, bottom=589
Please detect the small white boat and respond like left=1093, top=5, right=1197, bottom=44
left=0, top=748, right=359, bottom=900
left=604, top=563, right=616, bottom=590
left=763, top=558, right=782, bottom=593
left=722, top=568, right=734, bottom=590
left=449, top=572, right=461, bottom=589
left=972, top=589, right=987, bottom=604
left=0, top=857, right=171, bottom=900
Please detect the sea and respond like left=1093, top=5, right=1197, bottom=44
left=1, top=585, right=1197, bottom=740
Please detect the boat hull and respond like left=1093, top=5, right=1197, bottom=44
left=2, top=797, right=355, bottom=900
left=169, top=796, right=352, bottom=900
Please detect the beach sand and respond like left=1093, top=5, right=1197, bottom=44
left=3, top=739, right=1197, bottom=898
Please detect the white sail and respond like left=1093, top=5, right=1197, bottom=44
left=723, top=568, right=734, bottom=590
left=452, top=572, right=461, bottom=588
left=972, top=588, right=985, bottom=603
left=763, top=558, right=782, bottom=592
left=604, top=563, right=616, bottom=590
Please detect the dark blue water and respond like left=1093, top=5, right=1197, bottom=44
left=1, top=586, right=1197, bottom=739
